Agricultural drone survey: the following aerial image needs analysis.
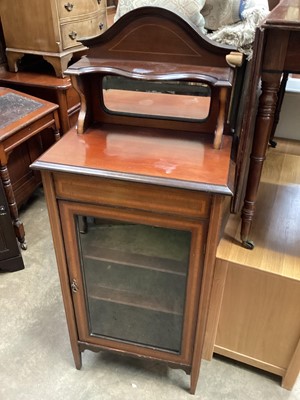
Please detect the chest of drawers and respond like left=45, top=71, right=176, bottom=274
left=0, top=0, right=107, bottom=77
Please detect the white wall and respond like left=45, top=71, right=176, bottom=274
left=275, top=78, right=300, bottom=141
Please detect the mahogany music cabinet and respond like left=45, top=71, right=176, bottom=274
left=32, top=8, right=237, bottom=393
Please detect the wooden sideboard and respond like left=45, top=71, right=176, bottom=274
left=0, top=0, right=107, bottom=77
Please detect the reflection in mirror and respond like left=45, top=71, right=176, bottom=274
left=102, top=76, right=211, bottom=121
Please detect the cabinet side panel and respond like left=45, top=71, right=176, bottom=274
left=41, top=171, right=82, bottom=368
left=215, top=264, right=300, bottom=374
left=190, top=195, right=225, bottom=394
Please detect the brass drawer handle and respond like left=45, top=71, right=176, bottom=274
left=69, top=31, right=77, bottom=40
left=99, top=22, right=104, bottom=30
left=0, top=205, right=6, bottom=216
left=64, top=2, right=74, bottom=11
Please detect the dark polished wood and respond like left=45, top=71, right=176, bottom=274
left=35, top=126, right=234, bottom=194
left=0, top=70, right=80, bottom=134
left=269, top=71, right=289, bottom=147
left=66, top=6, right=238, bottom=151
left=0, top=87, right=60, bottom=249
left=240, top=0, right=300, bottom=248
left=31, top=8, right=237, bottom=394
left=0, top=178, right=24, bottom=272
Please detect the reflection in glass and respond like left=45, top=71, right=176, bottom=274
left=102, top=75, right=211, bottom=121
left=76, top=216, right=191, bottom=353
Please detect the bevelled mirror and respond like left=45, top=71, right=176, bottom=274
left=102, top=75, right=211, bottom=121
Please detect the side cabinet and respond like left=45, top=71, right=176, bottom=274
left=40, top=170, right=226, bottom=394
left=0, top=180, right=24, bottom=272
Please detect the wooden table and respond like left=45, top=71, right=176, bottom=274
left=0, top=70, right=80, bottom=134
left=240, top=0, right=300, bottom=248
left=0, top=87, right=60, bottom=249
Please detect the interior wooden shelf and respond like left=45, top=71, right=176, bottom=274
left=88, top=285, right=184, bottom=316
left=79, top=222, right=190, bottom=277
left=88, top=298, right=183, bottom=351
left=80, top=223, right=189, bottom=316
left=83, top=257, right=186, bottom=316
left=83, top=246, right=187, bottom=276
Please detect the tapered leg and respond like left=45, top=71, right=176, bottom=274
left=190, top=366, right=200, bottom=395
left=73, top=346, right=82, bottom=370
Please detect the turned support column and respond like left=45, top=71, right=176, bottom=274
left=269, top=71, right=289, bottom=148
left=241, top=74, right=281, bottom=248
left=52, top=109, right=61, bottom=142
left=240, top=28, right=290, bottom=249
left=241, top=74, right=280, bottom=249
left=0, top=164, right=26, bottom=249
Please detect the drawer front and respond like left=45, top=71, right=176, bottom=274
left=58, top=0, right=106, bottom=20
left=53, top=172, right=211, bottom=219
left=61, top=12, right=107, bottom=50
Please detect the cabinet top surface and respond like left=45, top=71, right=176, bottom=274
left=33, top=125, right=234, bottom=194
left=0, top=71, right=73, bottom=90
left=0, top=87, right=58, bottom=140
left=263, top=0, right=300, bottom=27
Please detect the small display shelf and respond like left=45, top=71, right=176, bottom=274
left=32, top=7, right=237, bottom=394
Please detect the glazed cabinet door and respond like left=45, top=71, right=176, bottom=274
left=59, top=200, right=207, bottom=365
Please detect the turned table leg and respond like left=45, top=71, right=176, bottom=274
left=0, top=165, right=27, bottom=250
left=52, top=109, right=61, bottom=142
left=240, top=28, right=290, bottom=249
left=241, top=75, right=281, bottom=249
left=269, top=71, right=289, bottom=148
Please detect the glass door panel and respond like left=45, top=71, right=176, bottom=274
left=76, top=216, right=191, bottom=353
